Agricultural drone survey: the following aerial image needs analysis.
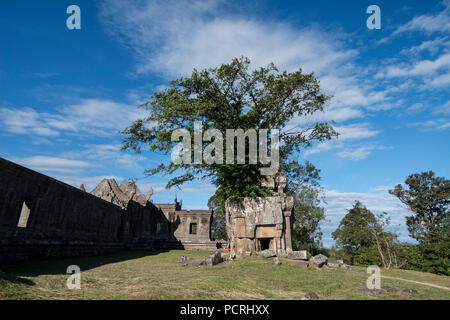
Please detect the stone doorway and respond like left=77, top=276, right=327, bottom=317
left=259, top=238, right=272, bottom=251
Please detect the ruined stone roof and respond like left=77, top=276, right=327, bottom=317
left=119, top=181, right=148, bottom=204
left=90, top=178, right=130, bottom=208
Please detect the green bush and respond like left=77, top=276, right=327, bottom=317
left=352, top=246, right=382, bottom=266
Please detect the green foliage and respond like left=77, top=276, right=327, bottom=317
left=332, top=201, right=378, bottom=256
left=207, top=194, right=228, bottom=241
left=395, top=243, right=426, bottom=271
left=289, top=163, right=326, bottom=255
left=121, top=56, right=336, bottom=202
left=332, top=201, right=399, bottom=268
left=121, top=57, right=336, bottom=245
left=329, top=246, right=353, bottom=265
left=352, top=245, right=382, bottom=266
left=390, top=171, right=449, bottom=275
left=389, top=171, right=449, bottom=244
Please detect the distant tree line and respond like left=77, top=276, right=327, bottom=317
left=330, top=171, right=449, bottom=275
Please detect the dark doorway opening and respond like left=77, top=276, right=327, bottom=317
left=260, top=239, right=271, bottom=250
left=189, top=223, right=197, bottom=235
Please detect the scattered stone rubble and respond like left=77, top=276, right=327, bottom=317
left=302, top=292, right=319, bottom=300
left=352, top=285, right=418, bottom=294
left=283, top=251, right=353, bottom=271
left=179, top=250, right=223, bottom=267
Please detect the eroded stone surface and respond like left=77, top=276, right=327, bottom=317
left=309, top=254, right=328, bottom=268
left=327, top=258, right=341, bottom=268
left=287, top=250, right=311, bottom=260
left=225, top=174, right=294, bottom=258
left=302, top=292, right=319, bottom=300
left=208, top=250, right=223, bottom=266
left=0, top=157, right=217, bottom=262
left=259, top=249, right=276, bottom=258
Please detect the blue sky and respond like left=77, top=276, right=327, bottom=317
left=1, top=0, right=449, bottom=247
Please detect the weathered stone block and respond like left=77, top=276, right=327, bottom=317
left=208, top=250, right=222, bottom=266
left=340, top=264, right=352, bottom=271
left=309, top=254, right=328, bottom=268
left=259, top=249, right=276, bottom=258
left=182, top=259, right=207, bottom=267
left=287, top=250, right=311, bottom=260
left=326, top=258, right=340, bottom=268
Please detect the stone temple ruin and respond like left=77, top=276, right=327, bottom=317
left=0, top=157, right=216, bottom=262
left=90, top=178, right=216, bottom=250
left=0, top=156, right=301, bottom=263
left=225, top=173, right=294, bottom=258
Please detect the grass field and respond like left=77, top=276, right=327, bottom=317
left=1, top=250, right=449, bottom=300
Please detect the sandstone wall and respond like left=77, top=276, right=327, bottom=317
left=0, top=157, right=167, bottom=262
left=225, top=195, right=294, bottom=258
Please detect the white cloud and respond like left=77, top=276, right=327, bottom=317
left=97, top=0, right=402, bottom=163
left=99, top=0, right=357, bottom=77
left=0, top=98, right=146, bottom=138
left=11, top=156, right=95, bottom=174
left=393, top=0, right=450, bottom=35
left=409, top=118, right=450, bottom=131
left=434, top=101, right=450, bottom=115
left=336, top=147, right=373, bottom=161
left=400, top=37, right=450, bottom=56
left=383, top=53, right=450, bottom=79
left=304, top=124, right=380, bottom=157
left=0, top=107, right=60, bottom=137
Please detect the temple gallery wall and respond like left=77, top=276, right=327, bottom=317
left=0, top=157, right=295, bottom=262
left=0, top=157, right=215, bottom=262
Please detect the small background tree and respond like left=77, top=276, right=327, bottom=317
left=389, top=171, right=449, bottom=275
left=332, top=201, right=399, bottom=268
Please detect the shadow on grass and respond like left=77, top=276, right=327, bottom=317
left=0, top=250, right=170, bottom=280
left=0, top=271, right=35, bottom=286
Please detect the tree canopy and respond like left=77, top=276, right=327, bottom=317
left=121, top=57, right=337, bottom=203
left=389, top=171, right=449, bottom=274
left=389, top=171, right=449, bottom=244
left=332, top=201, right=399, bottom=268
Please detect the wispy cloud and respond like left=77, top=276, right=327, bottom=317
left=0, top=98, right=146, bottom=138
left=336, top=146, right=384, bottom=161
left=409, top=118, right=450, bottom=130
left=11, top=156, right=95, bottom=174
left=99, top=0, right=398, bottom=163
left=393, top=0, right=450, bottom=36
left=99, top=0, right=357, bottom=77
left=304, top=124, right=380, bottom=157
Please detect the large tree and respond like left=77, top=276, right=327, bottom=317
left=389, top=171, right=449, bottom=274
left=121, top=57, right=336, bottom=227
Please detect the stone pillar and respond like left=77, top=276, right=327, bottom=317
left=284, top=215, right=292, bottom=252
